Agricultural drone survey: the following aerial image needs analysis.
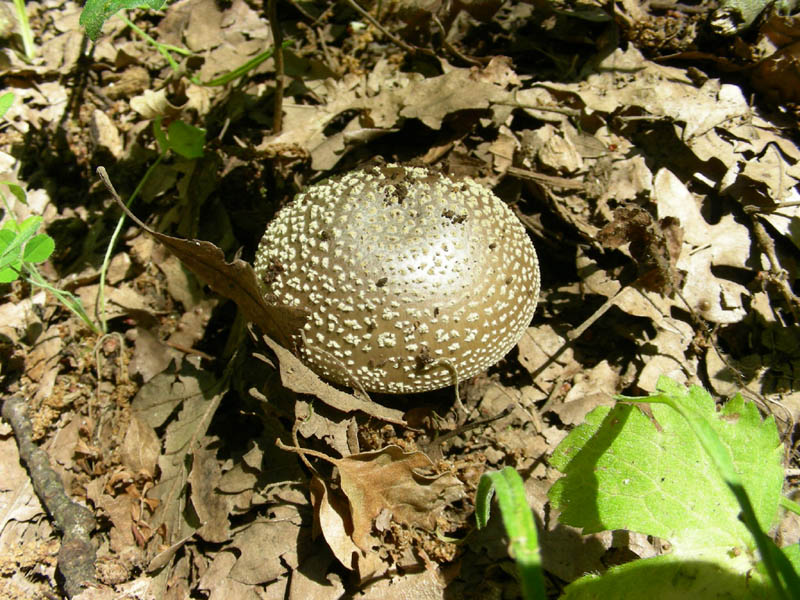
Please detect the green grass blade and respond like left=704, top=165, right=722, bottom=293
left=476, top=467, right=546, bottom=599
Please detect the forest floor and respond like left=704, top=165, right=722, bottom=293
left=1, top=0, right=800, bottom=598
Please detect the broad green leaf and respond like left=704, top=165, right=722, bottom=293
left=549, top=382, right=786, bottom=597
left=0, top=92, right=14, bottom=119
left=0, top=228, right=14, bottom=251
left=561, top=553, right=782, bottom=600
left=0, top=263, right=20, bottom=282
left=1, top=216, right=42, bottom=271
left=166, top=120, right=205, bottom=159
left=23, top=233, right=55, bottom=263
left=79, top=0, right=166, bottom=41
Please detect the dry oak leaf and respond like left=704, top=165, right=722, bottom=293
left=336, top=445, right=463, bottom=552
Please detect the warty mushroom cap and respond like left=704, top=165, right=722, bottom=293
left=254, top=164, right=540, bottom=394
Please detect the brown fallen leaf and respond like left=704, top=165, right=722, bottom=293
left=298, top=442, right=462, bottom=579
left=97, top=167, right=307, bottom=350
left=120, top=414, right=160, bottom=477
left=309, top=475, right=388, bottom=581
left=336, top=446, right=463, bottom=551
left=262, top=335, right=407, bottom=426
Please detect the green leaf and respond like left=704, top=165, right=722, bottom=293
left=23, top=233, right=54, bottom=263
left=0, top=228, right=14, bottom=250
left=79, top=0, right=166, bottom=41
left=549, top=380, right=787, bottom=598
left=0, top=217, right=40, bottom=268
left=0, top=92, right=14, bottom=119
left=192, top=42, right=290, bottom=87
left=0, top=262, right=20, bottom=283
left=152, top=118, right=169, bottom=154
left=0, top=228, right=21, bottom=282
left=166, top=120, right=205, bottom=159
left=1, top=181, right=28, bottom=206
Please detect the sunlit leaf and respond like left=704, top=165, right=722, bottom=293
left=23, top=233, right=55, bottom=263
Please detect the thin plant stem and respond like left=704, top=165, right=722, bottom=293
left=23, top=264, right=100, bottom=334
left=121, top=14, right=189, bottom=74
left=96, top=153, right=165, bottom=332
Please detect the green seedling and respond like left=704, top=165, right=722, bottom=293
left=0, top=201, right=100, bottom=333
left=1, top=92, right=99, bottom=332
left=0, top=215, right=54, bottom=281
left=81, top=1, right=288, bottom=87
left=476, top=466, right=546, bottom=600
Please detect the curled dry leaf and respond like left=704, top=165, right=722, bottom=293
left=310, top=445, right=463, bottom=578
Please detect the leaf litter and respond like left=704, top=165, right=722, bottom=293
left=0, top=0, right=799, bottom=598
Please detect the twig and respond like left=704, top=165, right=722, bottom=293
left=2, top=396, right=97, bottom=598
left=568, top=286, right=630, bottom=341
left=431, top=15, right=484, bottom=67
left=430, top=404, right=515, bottom=448
left=648, top=0, right=715, bottom=14
left=744, top=206, right=800, bottom=323
left=343, top=0, right=432, bottom=57
left=268, top=0, right=285, bottom=134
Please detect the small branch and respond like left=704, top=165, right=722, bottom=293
left=268, top=0, right=284, bottom=134
left=744, top=206, right=800, bottom=323
left=2, top=396, right=97, bottom=598
left=344, top=0, right=433, bottom=57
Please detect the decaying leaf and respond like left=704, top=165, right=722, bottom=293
left=140, top=362, right=228, bottom=572
left=598, top=206, right=684, bottom=295
left=309, top=445, right=463, bottom=579
left=120, top=414, right=160, bottom=477
left=338, top=446, right=462, bottom=549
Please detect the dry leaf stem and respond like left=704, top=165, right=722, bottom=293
left=2, top=396, right=98, bottom=598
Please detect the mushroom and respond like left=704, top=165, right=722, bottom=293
left=254, top=164, right=540, bottom=394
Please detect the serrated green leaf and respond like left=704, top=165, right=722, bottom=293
left=0, top=92, right=14, bottom=119
left=79, top=0, right=166, bottom=41
left=23, top=233, right=54, bottom=263
left=562, top=553, right=779, bottom=600
left=548, top=381, right=786, bottom=597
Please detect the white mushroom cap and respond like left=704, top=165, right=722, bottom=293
left=254, top=164, right=540, bottom=394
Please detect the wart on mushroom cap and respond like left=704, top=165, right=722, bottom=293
left=254, top=164, right=540, bottom=394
